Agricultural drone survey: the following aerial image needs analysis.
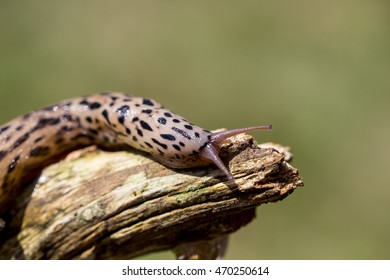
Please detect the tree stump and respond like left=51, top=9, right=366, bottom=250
left=0, top=132, right=303, bottom=259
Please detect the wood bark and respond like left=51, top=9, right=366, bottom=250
left=0, top=133, right=303, bottom=259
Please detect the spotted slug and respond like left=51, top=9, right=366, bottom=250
left=0, top=92, right=271, bottom=214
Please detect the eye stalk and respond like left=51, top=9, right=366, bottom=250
left=199, top=125, right=272, bottom=180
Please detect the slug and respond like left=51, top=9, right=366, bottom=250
left=0, top=92, right=271, bottom=214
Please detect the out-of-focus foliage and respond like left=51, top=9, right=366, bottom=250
left=1, top=0, right=389, bottom=259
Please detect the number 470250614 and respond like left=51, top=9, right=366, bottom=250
left=215, top=267, right=269, bottom=276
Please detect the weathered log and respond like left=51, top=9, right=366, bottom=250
left=0, top=133, right=303, bottom=259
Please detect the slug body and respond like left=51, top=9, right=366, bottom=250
left=0, top=92, right=271, bottom=214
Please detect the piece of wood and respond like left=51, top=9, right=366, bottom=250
left=0, top=133, right=303, bottom=259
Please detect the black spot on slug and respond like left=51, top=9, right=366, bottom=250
left=86, top=116, right=93, bottom=123
left=118, top=115, right=125, bottom=125
left=80, top=99, right=101, bottom=110
left=117, top=105, right=130, bottom=115
left=140, top=120, right=153, bottom=131
left=126, top=128, right=131, bottom=135
left=34, top=136, right=44, bottom=143
left=172, top=144, right=181, bottom=151
left=30, top=146, right=50, bottom=157
left=179, top=141, right=185, bottom=147
left=173, top=119, right=180, bottom=123
left=157, top=117, right=167, bottom=125
left=152, top=138, right=168, bottom=149
left=132, top=136, right=138, bottom=142
left=172, top=127, right=192, bottom=140
left=88, top=102, right=101, bottom=110
left=195, top=132, right=200, bottom=138
left=8, top=155, right=20, bottom=173
left=16, top=124, right=24, bottom=131
left=102, top=109, right=111, bottom=124
left=0, top=125, right=10, bottom=135
left=11, top=133, right=30, bottom=151
left=88, top=128, right=99, bottom=135
left=0, top=150, right=7, bottom=160
left=63, top=114, right=72, bottom=121
left=141, top=109, right=152, bottom=114
left=142, top=99, right=154, bottom=106
left=137, top=128, right=143, bottom=137
left=184, top=124, right=193, bottom=130
left=79, top=99, right=88, bottom=106
left=32, top=117, right=61, bottom=132
left=164, top=112, right=172, bottom=118
left=160, top=134, right=176, bottom=141
left=144, top=142, right=153, bottom=148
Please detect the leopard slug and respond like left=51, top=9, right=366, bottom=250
left=0, top=92, right=271, bottom=214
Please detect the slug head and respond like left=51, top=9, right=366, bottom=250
left=199, top=125, right=272, bottom=180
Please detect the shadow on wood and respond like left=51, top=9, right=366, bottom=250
left=0, top=133, right=303, bottom=259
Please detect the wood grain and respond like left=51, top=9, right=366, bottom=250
left=0, top=133, right=303, bottom=259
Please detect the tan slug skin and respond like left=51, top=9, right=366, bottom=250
left=0, top=92, right=271, bottom=216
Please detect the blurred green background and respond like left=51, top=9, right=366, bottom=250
left=1, top=0, right=389, bottom=259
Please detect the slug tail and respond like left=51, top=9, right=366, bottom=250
left=211, top=125, right=272, bottom=145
